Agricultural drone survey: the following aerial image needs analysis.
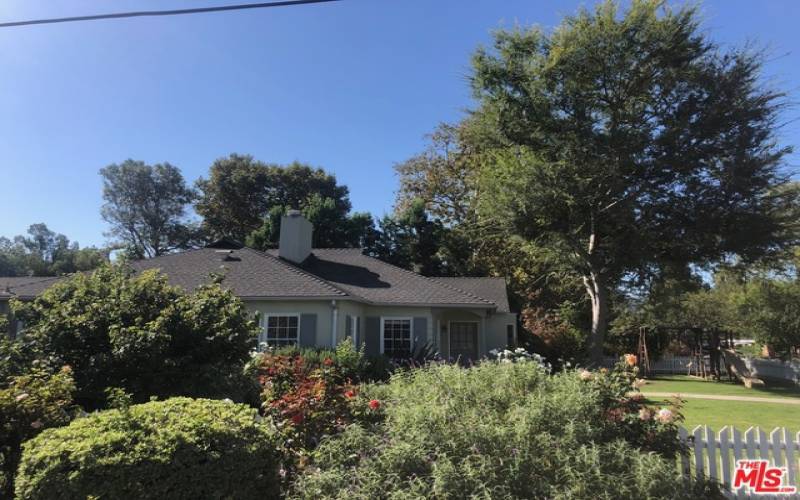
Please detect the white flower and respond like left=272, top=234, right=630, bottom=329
left=639, top=408, right=653, bottom=421
left=655, top=408, right=674, bottom=424
left=579, top=369, right=594, bottom=381
left=15, top=393, right=29, bottom=402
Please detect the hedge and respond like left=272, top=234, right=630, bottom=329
left=15, top=397, right=282, bottom=500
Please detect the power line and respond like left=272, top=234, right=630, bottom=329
left=0, top=0, right=343, bottom=29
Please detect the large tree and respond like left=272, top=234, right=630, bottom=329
left=369, top=199, right=445, bottom=275
left=195, top=154, right=370, bottom=248
left=0, top=224, right=107, bottom=277
left=100, top=160, right=198, bottom=258
left=470, top=0, right=798, bottom=363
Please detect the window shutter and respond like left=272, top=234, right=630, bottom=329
left=345, top=315, right=352, bottom=343
left=413, top=317, right=428, bottom=347
left=364, top=316, right=380, bottom=357
left=299, top=313, right=317, bottom=347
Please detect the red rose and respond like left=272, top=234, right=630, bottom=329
left=368, top=399, right=381, bottom=410
left=344, top=390, right=356, bottom=399
left=290, top=413, right=304, bottom=425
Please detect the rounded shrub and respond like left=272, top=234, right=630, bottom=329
left=15, top=397, right=282, bottom=500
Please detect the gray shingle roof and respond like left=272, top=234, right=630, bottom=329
left=0, top=247, right=512, bottom=312
left=436, top=277, right=511, bottom=313
left=130, top=247, right=348, bottom=298
left=0, top=277, right=63, bottom=299
left=269, top=248, right=496, bottom=307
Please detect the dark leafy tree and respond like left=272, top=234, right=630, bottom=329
left=198, top=154, right=375, bottom=249
left=100, top=160, right=198, bottom=258
left=470, top=0, right=798, bottom=363
left=11, top=264, right=259, bottom=408
left=0, top=224, right=107, bottom=277
left=369, top=199, right=445, bottom=275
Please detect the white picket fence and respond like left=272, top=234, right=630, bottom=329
left=680, top=426, right=800, bottom=498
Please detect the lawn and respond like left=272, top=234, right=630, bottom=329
left=640, top=375, right=800, bottom=400
left=640, top=375, right=800, bottom=431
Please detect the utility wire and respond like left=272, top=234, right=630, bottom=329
left=0, top=0, right=342, bottom=29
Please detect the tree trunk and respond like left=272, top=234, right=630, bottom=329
left=584, top=269, right=608, bottom=366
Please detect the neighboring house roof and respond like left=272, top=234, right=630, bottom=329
left=267, top=248, right=496, bottom=308
left=129, top=247, right=348, bottom=299
left=436, top=277, right=511, bottom=313
left=0, top=277, right=63, bottom=300
left=0, top=247, right=514, bottom=312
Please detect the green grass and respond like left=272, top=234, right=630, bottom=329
left=646, top=398, right=800, bottom=431
left=639, top=376, right=800, bottom=431
left=641, top=375, right=800, bottom=400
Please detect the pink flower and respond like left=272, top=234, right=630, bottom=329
left=323, top=357, right=334, bottom=367
left=655, top=408, right=674, bottom=424
left=578, top=369, right=594, bottom=381
left=368, top=399, right=381, bottom=410
left=638, top=408, right=653, bottom=421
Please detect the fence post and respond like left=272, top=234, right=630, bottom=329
left=719, top=426, right=732, bottom=489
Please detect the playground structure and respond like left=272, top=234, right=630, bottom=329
left=633, top=326, right=764, bottom=387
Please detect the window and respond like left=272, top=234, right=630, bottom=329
left=381, top=317, right=412, bottom=357
left=506, top=324, right=515, bottom=347
left=261, top=314, right=300, bottom=348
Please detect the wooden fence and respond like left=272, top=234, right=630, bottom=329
left=680, top=426, right=800, bottom=498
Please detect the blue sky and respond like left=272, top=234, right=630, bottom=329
left=1, top=0, right=798, bottom=248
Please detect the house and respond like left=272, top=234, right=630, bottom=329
left=1, top=211, right=517, bottom=361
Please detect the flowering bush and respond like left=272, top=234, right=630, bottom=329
left=252, top=339, right=392, bottom=384
left=488, top=347, right=551, bottom=371
left=0, top=367, right=75, bottom=498
left=252, top=348, right=360, bottom=452
left=291, top=359, right=719, bottom=499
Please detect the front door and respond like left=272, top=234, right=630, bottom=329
left=449, top=322, right=478, bottom=363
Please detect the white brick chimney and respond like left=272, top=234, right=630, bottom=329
left=278, top=210, right=312, bottom=263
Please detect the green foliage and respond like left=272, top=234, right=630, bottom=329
left=257, top=340, right=393, bottom=384
left=0, top=223, right=107, bottom=277
left=291, top=361, right=718, bottom=499
left=0, top=336, right=35, bottom=388
left=13, top=264, right=259, bottom=408
left=468, top=0, right=796, bottom=361
left=196, top=154, right=373, bottom=248
left=369, top=199, right=446, bottom=276
left=15, top=397, right=282, bottom=500
left=0, top=367, right=75, bottom=498
left=100, top=159, right=199, bottom=258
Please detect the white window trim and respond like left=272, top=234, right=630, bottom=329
left=447, top=320, right=480, bottom=359
left=261, top=313, right=301, bottom=348
left=380, top=316, right=413, bottom=355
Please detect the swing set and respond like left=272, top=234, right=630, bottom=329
left=630, top=326, right=739, bottom=381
